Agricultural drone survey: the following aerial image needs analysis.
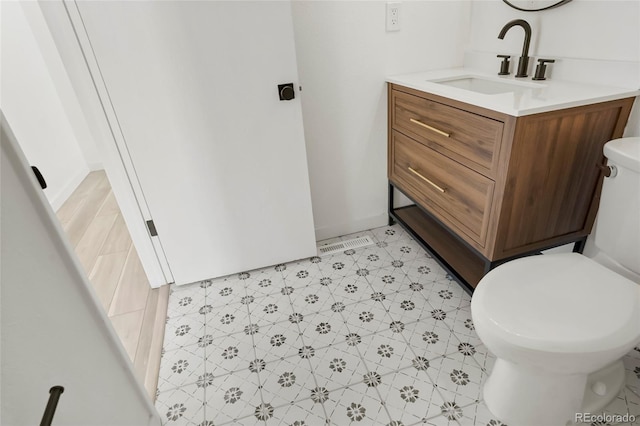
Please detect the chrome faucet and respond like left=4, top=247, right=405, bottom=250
left=498, top=19, right=532, bottom=78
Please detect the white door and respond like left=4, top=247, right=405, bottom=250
left=2, top=111, right=159, bottom=425
left=72, top=1, right=316, bottom=284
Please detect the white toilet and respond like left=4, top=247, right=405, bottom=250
left=471, top=137, right=640, bottom=426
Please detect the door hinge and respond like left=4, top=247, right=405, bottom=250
left=146, top=220, right=158, bottom=237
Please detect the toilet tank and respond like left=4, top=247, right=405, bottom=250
left=594, top=137, right=640, bottom=275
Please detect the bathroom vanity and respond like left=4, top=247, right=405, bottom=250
left=387, top=69, right=637, bottom=291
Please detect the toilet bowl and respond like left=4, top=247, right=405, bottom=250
left=472, top=253, right=640, bottom=425
left=470, top=137, right=640, bottom=426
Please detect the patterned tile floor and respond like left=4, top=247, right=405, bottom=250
left=156, top=225, right=640, bottom=425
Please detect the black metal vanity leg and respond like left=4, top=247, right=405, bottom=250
left=483, top=260, right=495, bottom=276
left=388, top=182, right=395, bottom=226
left=572, top=237, right=587, bottom=253
left=484, top=259, right=507, bottom=276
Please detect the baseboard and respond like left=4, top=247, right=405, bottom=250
left=143, top=283, right=169, bottom=400
left=314, top=212, right=388, bottom=242
left=49, top=167, right=89, bottom=211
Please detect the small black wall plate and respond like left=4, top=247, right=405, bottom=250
left=278, top=83, right=295, bottom=101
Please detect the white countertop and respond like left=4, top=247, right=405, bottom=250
left=386, top=68, right=640, bottom=117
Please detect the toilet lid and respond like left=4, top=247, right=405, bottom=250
left=473, top=253, right=640, bottom=352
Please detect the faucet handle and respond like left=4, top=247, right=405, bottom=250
left=533, top=58, right=555, bottom=81
left=497, top=55, right=511, bottom=76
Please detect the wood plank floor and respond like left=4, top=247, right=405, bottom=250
left=56, top=170, right=168, bottom=400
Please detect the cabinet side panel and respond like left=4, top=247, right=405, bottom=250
left=495, top=98, right=634, bottom=256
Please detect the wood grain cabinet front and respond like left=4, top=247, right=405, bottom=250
left=387, top=83, right=635, bottom=289
left=390, top=131, right=495, bottom=248
left=391, top=89, right=504, bottom=178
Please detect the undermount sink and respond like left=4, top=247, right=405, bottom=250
left=431, top=75, right=542, bottom=95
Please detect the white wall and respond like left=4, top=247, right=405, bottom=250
left=0, top=2, right=91, bottom=210
left=20, top=2, right=103, bottom=170
left=292, top=1, right=472, bottom=240
left=469, top=0, right=639, bottom=62
left=467, top=0, right=640, bottom=136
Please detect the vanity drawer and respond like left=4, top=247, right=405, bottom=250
left=390, top=130, right=495, bottom=247
left=392, top=89, right=503, bottom=177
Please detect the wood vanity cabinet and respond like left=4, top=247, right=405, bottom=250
left=387, top=83, right=635, bottom=290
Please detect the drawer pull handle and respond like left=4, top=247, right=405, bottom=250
left=408, top=167, right=446, bottom=193
left=409, top=119, right=450, bottom=138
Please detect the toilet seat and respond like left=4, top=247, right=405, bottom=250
left=473, top=253, right=640, bottom=354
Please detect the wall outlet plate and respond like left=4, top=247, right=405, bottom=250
left=386, top=2, right=401, bottom=32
